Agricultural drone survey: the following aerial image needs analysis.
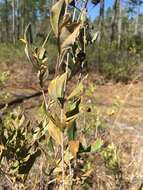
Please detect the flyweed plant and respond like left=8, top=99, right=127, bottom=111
left=0, top=0, right=101, bottom=189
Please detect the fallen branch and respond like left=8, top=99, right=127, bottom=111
left=0, top=89, right=48, bottom=110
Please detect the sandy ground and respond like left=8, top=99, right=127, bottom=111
left=1, top=60, right=143, bottom=125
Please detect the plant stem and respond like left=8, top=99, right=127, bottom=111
left=42, top=29, right=52, bottom=48
left=69, top=160, right=73, bottom=190
left=41, top=89, right=48, bottom=110
left=61, top=108, right=65, bottom=190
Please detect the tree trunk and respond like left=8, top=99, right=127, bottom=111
left=4, top=0, right=9, bottom=42
left=134, top=0, right=140, bottom=35
left=99, top=0, right=104, bottom=38
left=16, top=0, right=20, bottom=40
left=21, top=0, right=26, bottom=36
left=110, top=0, right=118, bottom=43
left=118, top=0, right=122, bottom=48
left=0, top=16, right=2, bottom=42
left=12, top=0, right=16, bottom=44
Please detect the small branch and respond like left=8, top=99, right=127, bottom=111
left=41, top=89, right=48, bottom=109
left=61, top=108, right=65, bottom=190
left=0, top=90, right=48, bottom=110
left=42, top=29, right=52, bottom=48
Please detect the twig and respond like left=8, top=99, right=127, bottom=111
left=61, top=109, right=65, bottom=190
left=113, top=73, right=143, bottom=126
left=42, top=29, right=52, bottom=48
left=0, top=89, right=48, bottom=110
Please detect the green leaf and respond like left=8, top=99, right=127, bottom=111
left=48, top=73, right=67, bottom=101
left=91, top=138, right=103, bottom=153
left=67, top=120, right=77, bottom=141
left=50, top=0, right=65, bottom=37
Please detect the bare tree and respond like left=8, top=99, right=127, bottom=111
left=134, top=0, right=140, bottom=35
left=4, top=0, right=9, bottom=42
left=99, top=0, right=104, bottom=37
left=110, top=0, right=118, bottom=43
left=12, top=0, right=16, bottom=44
left=0, top=16, right=2, bottom=42
left=16, top=0, right=20, bottom=40
left=118, top=0, right=122, bottom=47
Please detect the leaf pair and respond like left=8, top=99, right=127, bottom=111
left=50, top=0, right=82, bottom=51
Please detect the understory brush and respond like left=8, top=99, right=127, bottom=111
left=87, top=40, right=140, bottom=83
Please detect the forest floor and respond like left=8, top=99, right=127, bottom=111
left=1, top=60, right=143, bottom=126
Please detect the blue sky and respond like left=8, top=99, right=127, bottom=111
left=88, top=0, right=114, bottom=20
left=0, top=0, right=143, bottom=21
left=88, top=0, right=143, bottom=21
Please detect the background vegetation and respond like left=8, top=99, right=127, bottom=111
left=0, top=0, right=143, bottom=82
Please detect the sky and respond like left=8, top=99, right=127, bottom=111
left=0, top=0, right=143, bottom=21
left=88, top=0, right=114, bottom=20
left=87, top=0, right=143, bottom=21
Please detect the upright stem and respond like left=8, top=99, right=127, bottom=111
left=41, top=89, right=48, bottom=109
left=42, top=29, right=52, bottom=48
left=61, top=108, right=65, bottom=190
left=61, top=51, right=70, bottom=190
left=72, top=8, right=76, bottom=22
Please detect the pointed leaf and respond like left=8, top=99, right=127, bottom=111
left=38, top=47, right=47, bottom=60
left=60, top=22, right=79, bottom=42
left=20, top=38, right=27, bottom=44
left=47, top=119, right=62, bottom=145
left=92, top=31, right=100, bottom=43
left=67, top=82, right=83, bottom=100
left=23, top=23, right=33, bottom=44
left=48, top=73, right=67, bottom=101
left=50, top=0, right=65, bottom=37
left=61, top=24, right=81, bottom=50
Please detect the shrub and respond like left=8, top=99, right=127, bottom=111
left=87, top=41, right=138, bottom=83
